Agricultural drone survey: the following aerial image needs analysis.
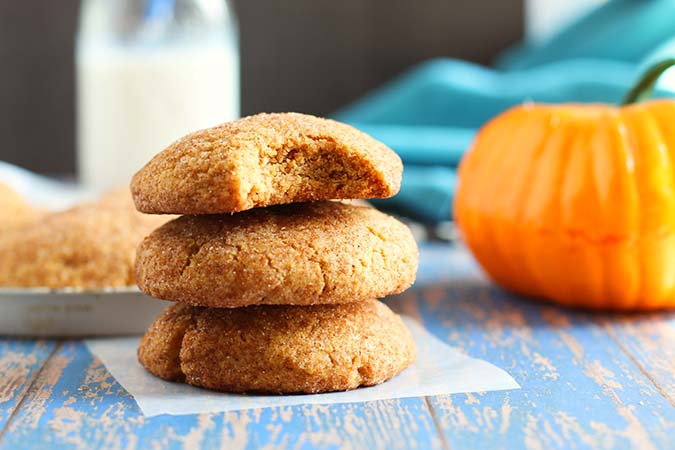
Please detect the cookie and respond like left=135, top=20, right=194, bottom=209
left=138, top=300, right=416, bottom=394
left=130, top=112, right=402, bottom=214
left=135, top=201, right=418, bottom=307
left=0, top=190, right=168, bottom=289
left=0, top=182, right=42, bottom=232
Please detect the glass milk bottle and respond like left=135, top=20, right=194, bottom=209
left=76, top=0, right=239, bottom=189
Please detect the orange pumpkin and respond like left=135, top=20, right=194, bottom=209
left=455, top=59, right=675, bottom=311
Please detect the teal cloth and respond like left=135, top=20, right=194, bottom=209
left=498, top=0, right=675, bottom=70
left=334, top=59, right=672, bottom=223
left=333, top=1, right=675, bottom=224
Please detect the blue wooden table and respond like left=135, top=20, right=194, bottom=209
left=0, top=244, right=673, bottom=449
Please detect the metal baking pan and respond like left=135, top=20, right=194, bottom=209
left=0, top=287, right=169, bottom=337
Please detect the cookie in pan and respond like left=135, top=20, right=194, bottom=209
left=0, top=190, right=168, bottom=289
left=0, top=182, right=42, bottom=233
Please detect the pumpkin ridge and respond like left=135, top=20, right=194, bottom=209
left=647, top=105, right=675, bottom=310
left=621, top=110, right=650, bottom=309
left=627, top=107, right=675, bottom=307
left=463, top=107, right=531, bottom=287
left=608, top=113, right=641, bottom=308
left=589, top=115, right=618, bottom=306
left=533, top=115, right=582, bottom=299
left=518, top=114, right=569, bottom=300
left=496, top=108, right=552, bottom=295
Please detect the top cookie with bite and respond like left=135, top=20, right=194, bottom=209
left=130, top=113, right=402, bottom=214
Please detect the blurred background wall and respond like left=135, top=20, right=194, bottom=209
left=0, top=0, right=522, bottom=175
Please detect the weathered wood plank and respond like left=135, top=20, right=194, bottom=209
left=404, top=273, right=675, bottom=450
left=0, top=341, right=445, bottom=450
left=0, top=339, right=56, bottom=433
left=601, top=314, right=675, bottom=406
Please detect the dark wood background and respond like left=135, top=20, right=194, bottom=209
left=0, top=1, right=522, bottom=175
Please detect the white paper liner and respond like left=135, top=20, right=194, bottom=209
left=86, top=317, right=520, bottom=417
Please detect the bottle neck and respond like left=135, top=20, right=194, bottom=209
left=77, top=0, right=236, bottom=47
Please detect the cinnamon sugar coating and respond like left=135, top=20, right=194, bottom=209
left=138, top=300, right=416, bottom=394
left=135, top=201, right=418, bottom=307
left=0, top=182, right=42, bottom=232
left=131, top=113, right=402, bottom=214
left=0, top=190, right=168, bottom=289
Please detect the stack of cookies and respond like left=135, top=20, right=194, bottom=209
left=131, top=113, right=419, bottom=394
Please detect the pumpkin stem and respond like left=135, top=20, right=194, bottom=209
left=622, top=58, right=675, bottom=105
